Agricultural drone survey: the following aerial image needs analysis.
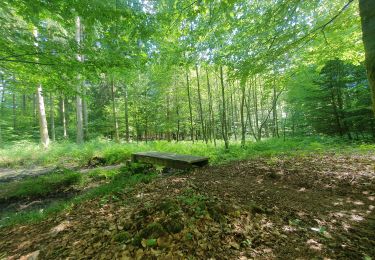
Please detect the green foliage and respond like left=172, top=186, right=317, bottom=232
left=1, top=137, right=374, bottom=169
left=0, top=170, right=157, bottom=228
left=0, top=169, right=80, bottom=202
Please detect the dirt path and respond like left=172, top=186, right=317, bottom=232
left=1, top=154, right=374, bottom=259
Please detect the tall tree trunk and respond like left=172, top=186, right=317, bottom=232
left=220, top=66, right=229, bottom=149
left=50, top=93, right=55, bottom=141
left=75, top=16, right=84, bottom=144
left=12, top=92, right=16, bottom=130
left=174, top=80, right=180, bottom=142
left=359, top=0, right=375, bottom=115
left=37, top=85, right=50, bottom=148
left=272, top=82, right=279, bottom=138
left=206, top=67, right=216, bottom=146
left=253, top=77, right=260, bottom=141
left=22, top=94, right=26, bottom=114
left=186, top=70, right=194, bottom=143
left=76, top=89, right=84, bottom=144
left=124, top=84, right=130, bottom=142
left=240, top=77, right=246, bottom=146
left=111, top=78, right=119, bottom=142
left=83, top=89, right=88, bottom=139
left=166, top=92, right=171, bottom=142
left=0, top=76, right=5, bottom=144
left=195, top=65, right=207, bottom=143
left=59, top=96, right=68, bottom=138
left=33, top=94, right=37, bottom=126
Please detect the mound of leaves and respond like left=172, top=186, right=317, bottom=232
left=112, top=189, right=253, bottom=259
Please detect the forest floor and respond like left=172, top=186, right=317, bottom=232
left=0, top=153, right=374, bottom=259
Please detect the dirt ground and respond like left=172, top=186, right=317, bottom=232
left=1, top=153, right=374, bottom=259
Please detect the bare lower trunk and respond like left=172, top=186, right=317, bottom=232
left=220, top=66, right=229, bottom=149
left=359, top=0, right=375, bottom=114
left=240, top=78, right=246, bottom=146
left=12, top=93, right=16, bottom=130
left=0, top=78, right=5, bottom=143
left=50, top=93, right=55, bottom=141
left=206, top=67, right=216, bottom=146
left=111, top=78, right=119, bottom=142
left=37, top=85, right=50, bottom=148
left=59, top=96, right=68, bottom=138
left=186, top=70, right=194, bottom=142
left=83, top=91, right=88, bottom=139
left=124, top=84, right=130, bottom=142
left=195, top=65, right=207, bottom=143
left=76, top=88, right=84, bottom=144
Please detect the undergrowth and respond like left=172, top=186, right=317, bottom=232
left=0, top=136, right=374, bottom=168
left=0, top=166, right=157, bottom=228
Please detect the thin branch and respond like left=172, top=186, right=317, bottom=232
left=0, top=52, right=43, bottom=61
left=0, top=59, right=56, bottom=66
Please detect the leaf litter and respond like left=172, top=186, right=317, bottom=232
left=0, top=153, right=374, bottom=259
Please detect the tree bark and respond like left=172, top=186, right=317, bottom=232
left=37, top=85, right=50, bottom=148
left=12, top=92, right=16, bottom=130
left=206, top=67, right=216, bottom=146
left=50, top=93, right=55, bottom=141
left=359, top=0, right=375, bottom=114
left=76, top=89, right=84, bottom=144
left=124, top=83, right=130, bottom=142
left=75, top=16, right=84, bottom=144
left=59, top=96, right=68, bottom=138
left=0, top=76, right=5, bottom=143
left=195, top=65, right=207, bottom=143
left=240, top=77, right=246, bottom=146
left=111, top=77, right=119, bottom=142
left=83, top=89, right=88, bottom=139
left=220, top=66, right=229, bottom=149
left=186, top=69, right=194, bottom=142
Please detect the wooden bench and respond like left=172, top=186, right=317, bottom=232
left=131, top=151, right=209, bottom=169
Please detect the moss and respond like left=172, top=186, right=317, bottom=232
left=158, top=199, right=179, bottom=214
left=140, top=222, right=166, bottom=239
left=163, top=218, right=184, bottom=234
left=114, top=231, right=132, bottom=243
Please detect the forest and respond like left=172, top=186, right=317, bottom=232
left=0, top=0, right=375, bottom=259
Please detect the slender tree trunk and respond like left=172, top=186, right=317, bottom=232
left=75, top=16, right=84, bottom=144
left=195, top=65, right=207, bottom=143
left=186, top=70, right=194, bottom=143
left=124, top=84, right=130, bottom=142
left=0, top=77, right=5, bottom=144
left=220, top=66, right=229, bottom=149
left=240, top=77, right=246, bottom=146
left=272, top=82, right=279, bottom=138
left=175, top=80, right=180, bottom=142
left=206, top=67, right=216, bottom=146
left=76, top=89, right=84, bottom=144
left=50, top=93, right=55, bottom=141
left=83, top=89, right=88, bottom=139
left=12, top=92, right=16, bottom=130
left=22, top=94, right=26, bottom=114
left=111, top=78, right=119, bottom=142
left=166, top=92, right=171, bottom=142
left=37, top=85, right=50, bottom=148
left=33, top=94, right=37, bottom=126
left=253, top=77, right=260, bottom=141
left=359, top=0, right=375, bottom=115
left=59, top=96, right=68, bottom=138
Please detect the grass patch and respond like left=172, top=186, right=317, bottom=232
left=1, top=136, right=374, bottom=169
left=0, top=170, right=80, bottom=202
left=0, top=168, right=157, bottom=228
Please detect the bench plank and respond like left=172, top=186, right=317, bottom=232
left=131, top=151, right=209, bottom=169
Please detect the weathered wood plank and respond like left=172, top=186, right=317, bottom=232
left=131, top=151, right=209, bottom=169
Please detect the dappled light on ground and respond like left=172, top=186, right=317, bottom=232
left=0, top=154, right=374, bottom=259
